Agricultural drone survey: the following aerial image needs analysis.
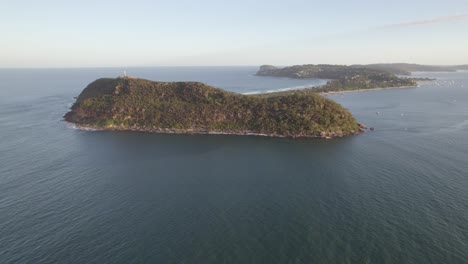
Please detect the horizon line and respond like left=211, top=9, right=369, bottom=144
left=1, top=62, right=467, bottom=69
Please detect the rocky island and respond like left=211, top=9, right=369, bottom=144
left=65, top=77, right=364, bottom=138
left=256, top=64, right=420, bottom=93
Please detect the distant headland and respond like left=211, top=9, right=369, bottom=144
left=255, top=64, right=440, bottom=93
left=65, top=77, right=364, bottom=138
left=351, top=63, right=468, bottom=76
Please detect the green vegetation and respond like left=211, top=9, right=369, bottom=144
left=256, top=64, right=418, bottom=92
left=257, top=64, right=392, bottom=79
left=65, top=77, right=363, bottom=138
left=313, top=75, right=416, bottom=93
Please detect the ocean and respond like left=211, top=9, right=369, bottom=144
left=1, top=67, right=467, bottom=263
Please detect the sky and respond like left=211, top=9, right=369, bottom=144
left=1, top=0, right=467, bottom=67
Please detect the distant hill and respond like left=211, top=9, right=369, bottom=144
left=65, top=78, right=363, bottom=138
left=256, top=64, right=418, bottom=93
left=256, top=64, right=390, bottom=79
left=355, top=63, right=455, bottom=75
left=452, top=65, right=468, bottom=70
left=353, top=63, right=468, bottom=75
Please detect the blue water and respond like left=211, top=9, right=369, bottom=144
left=1, top=68, right=467, bottom=263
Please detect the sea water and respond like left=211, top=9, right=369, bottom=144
left=0, top=68, right=467, bottom=263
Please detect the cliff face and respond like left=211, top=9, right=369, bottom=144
left=65, top=78, right=363, bottom=138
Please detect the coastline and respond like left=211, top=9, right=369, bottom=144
left=66, top=122, right=365, bottom=139
left=249, top=79, right=432, bottom=97
left=320, top=84, right=420, bottom=95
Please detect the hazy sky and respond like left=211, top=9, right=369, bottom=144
left=1, top=0, right=467, bottom=67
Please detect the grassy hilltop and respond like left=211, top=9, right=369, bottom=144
left=65, top=77, right=363, bottom=138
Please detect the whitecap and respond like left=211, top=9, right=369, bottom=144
left=66, top=123, right=102, bottom=131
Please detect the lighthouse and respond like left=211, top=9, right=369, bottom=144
left=123, top=70, right=127, bottom=78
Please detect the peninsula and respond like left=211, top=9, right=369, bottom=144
left=353, top=63, right=468, bottom=75
left=256, top=64, right=420, bottom=93
left=64, top=78, right=364, bottom=138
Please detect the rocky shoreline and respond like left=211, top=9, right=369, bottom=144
left=66, top=120, right=366, bottom=139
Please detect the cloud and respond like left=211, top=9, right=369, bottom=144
left=380, top=13, right=468, bottom=29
